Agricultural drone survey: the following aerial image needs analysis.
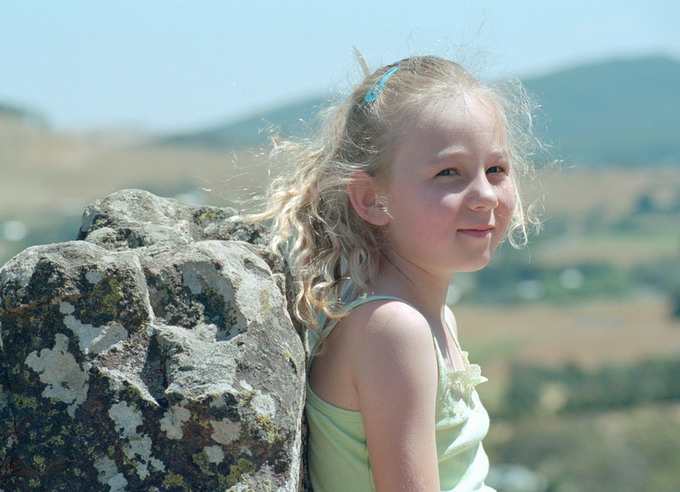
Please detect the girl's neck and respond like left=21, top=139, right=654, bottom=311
left=370, top=253, right=452, bottom=321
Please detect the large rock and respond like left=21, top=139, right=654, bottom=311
left=0, top=190, right=308, bottom=491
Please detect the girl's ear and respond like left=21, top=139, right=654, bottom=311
left=347, top=172, right=391, bottom=226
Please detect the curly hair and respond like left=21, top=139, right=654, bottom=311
left=247, top=55, right=541, bottom=332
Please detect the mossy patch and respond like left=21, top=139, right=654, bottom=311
left=226, top=458, right=256, bottom=487
left=162, top=472, right=189, bottom=490
left=193, top=208, right=222, bottom=226
left=259, top=288, right=271, bottom=316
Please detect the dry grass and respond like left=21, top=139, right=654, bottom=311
left=533, top=231, right=679, bottom=267
left=454, top=297, right=680, bottom=409
left=530, top=164, right=680, bottom=223
left=0, top=115, right=271, bottom=216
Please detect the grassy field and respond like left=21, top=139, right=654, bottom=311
left=454, top=297, right=680, bottom=410
left=532, top=164, right=680, bottom=221
left=533, top=230, right=679, bottom=267
left=456, top=296, right=680, bottom=490
left=0, top=115, right=259, bottom=215
left=0, top=115, right=271, bottom=262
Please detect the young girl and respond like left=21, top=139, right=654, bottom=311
left=252, top=55, right=537, bottom=491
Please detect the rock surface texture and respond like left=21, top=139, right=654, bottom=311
left=0, top=189, right=308, bottom=491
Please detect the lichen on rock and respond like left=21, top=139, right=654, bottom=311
left=24, top=332, right=90, bottom=418
left=0, top=189, right=309, bottom=491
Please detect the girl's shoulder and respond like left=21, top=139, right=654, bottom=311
left=341, top=298, right=440, bottom=430
left=338, top=298, right=436, bottom=363
left=342, top=296, right=428, bottom=329
left=310, top=296, right=438, bottom=414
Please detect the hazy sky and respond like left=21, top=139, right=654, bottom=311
left=2, top=0, right=679, bottom=132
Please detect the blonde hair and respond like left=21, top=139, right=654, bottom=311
left=249, top=56, right=541, bottom=331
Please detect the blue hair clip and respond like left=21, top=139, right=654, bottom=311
left=364, top=66, right=400, bottom=102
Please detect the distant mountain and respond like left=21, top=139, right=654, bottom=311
left=0, top=101, right=46, bottom=127
left=523, top=55, right=680, bottom=165
left=160, top=55, right=680, bottom=165
left=161, top=97, right=331, bottom=149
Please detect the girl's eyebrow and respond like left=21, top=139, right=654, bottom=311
left=427, top=147, right=467, bottom=164
left=427, top=148, right=509, bottom=165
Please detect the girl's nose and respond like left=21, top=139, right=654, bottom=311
left=466, top=174, right=498, bottom=210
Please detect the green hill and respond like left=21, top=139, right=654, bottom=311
left=523, top=55, right=680, bottom=165
left=162, top=55, right=680, bottom=166
left=0, top=102, right=46, bottom=127
left=161, top=97, right=331, bottom=148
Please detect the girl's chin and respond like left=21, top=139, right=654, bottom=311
left=457, top=264, right=490, bottom=274
left=456, top=255, right=494, bottom=273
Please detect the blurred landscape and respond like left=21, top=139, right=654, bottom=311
left=2, top=55, right=680, bottom=491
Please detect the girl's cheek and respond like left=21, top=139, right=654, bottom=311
left=504, top=180, right=517, bottom=202
left=498, top=184, right=517, bottom=215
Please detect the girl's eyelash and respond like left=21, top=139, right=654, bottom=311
left=437, top=166, right=508, bottom=176
left=487, top=165, right=509, bottom=174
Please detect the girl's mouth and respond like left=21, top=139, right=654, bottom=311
left=457, top=226, right=494, bottom=238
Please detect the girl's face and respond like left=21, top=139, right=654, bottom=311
left=379, top=92, right=516, bottom=278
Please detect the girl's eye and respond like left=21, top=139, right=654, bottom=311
left=486, top=165, right=507, bottom=174
left=436, top=168, right=458, bottom=177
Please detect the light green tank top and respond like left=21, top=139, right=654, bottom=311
left=305, top=296, right=495, bottom=491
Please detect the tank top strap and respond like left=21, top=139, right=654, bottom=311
left=345, top=295, right=410, bottom=310
left=321, top=295, right=412, bottom=332
left=430, top=334, right=454, bottom=388
left=308, top=296, right=411, bottom=358
left=309, top=295, right=448, bottom=370
left=347, top=296, right=454, bottom=384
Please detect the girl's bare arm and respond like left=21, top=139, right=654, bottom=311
left=348, top=302, right=440, bottom=491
